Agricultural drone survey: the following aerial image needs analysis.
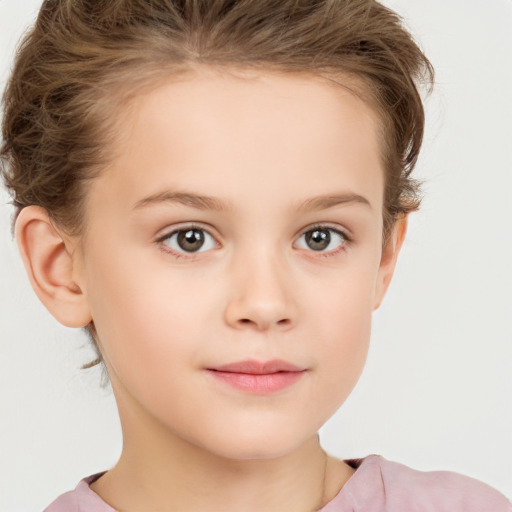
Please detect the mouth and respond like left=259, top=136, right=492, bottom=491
left=205, top=359, right=307, bottom=394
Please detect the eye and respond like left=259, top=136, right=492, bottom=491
left=159, top=227, right=217, bottom=254
left=295, top=226, right=348, bottom=253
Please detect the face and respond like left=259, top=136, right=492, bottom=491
left=74, top=69, right=397, bottom=460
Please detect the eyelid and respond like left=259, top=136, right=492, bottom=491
left=296, top=223, right=352, bottom=242
left=155, top=223, right=220, bottom=257
left=154, top=221, right=352, bottom=259
left=293, top=223, right=352, bottom=255
left=155, top=222, right=218, bottom=241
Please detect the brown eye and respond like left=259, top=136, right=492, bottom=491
left=177, top=229, right=205, bottom=252
left=305, top=228, right=331, bottom=251
left=296, top=226, right=348, bottom=253
left=161, top=227, right=217, bottom=254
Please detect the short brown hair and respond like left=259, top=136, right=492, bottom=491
left=1, top=0, right=434, bottom=367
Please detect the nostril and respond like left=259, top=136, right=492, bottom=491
left=237, top=318, right=290, bottom=327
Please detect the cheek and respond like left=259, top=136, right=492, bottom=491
left=306, top=263, right=377, bottom=384
left=319, top=298, right=371, bottom=367
left=83, top=244, right=213, bottom=377
left=86, top=268, right=215, bottom=427
left=286, top=283, right=373, bottom=432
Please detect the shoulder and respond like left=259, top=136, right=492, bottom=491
left=43, top=473, right=115, bottom=512
left=341, top=455, right=512, bottom=512
left=44, top=489, right=80, bottom=512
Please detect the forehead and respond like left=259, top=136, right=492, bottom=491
left=86, top=68, right=384, bottom=220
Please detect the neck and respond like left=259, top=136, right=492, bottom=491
left=91, top=379, right=355, bottom=512
left=94, top=435, right=335, bottom=512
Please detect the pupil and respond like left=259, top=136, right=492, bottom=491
left=306, top=229, right=330, bottom=251
left=177, top=229, right=205, bottom=252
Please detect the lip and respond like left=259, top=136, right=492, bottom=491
left=206, top=359, right=307, bottom=394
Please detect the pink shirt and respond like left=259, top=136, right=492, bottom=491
left=44, top=455, right=512, bottom=511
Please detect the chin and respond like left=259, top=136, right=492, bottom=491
left=210, top=441, right=302, bottom=462
left=191, top=422, right=316, bottom=462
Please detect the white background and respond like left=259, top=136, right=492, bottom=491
left=1, top=0, right=511, bottom=510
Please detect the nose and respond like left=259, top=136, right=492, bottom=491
left=223, top=249, right=298, bottom=332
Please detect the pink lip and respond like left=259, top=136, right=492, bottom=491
left=206, top=359, right=307, bottom=394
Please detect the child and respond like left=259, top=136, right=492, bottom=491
left=1, top=0, right=511, bottom=510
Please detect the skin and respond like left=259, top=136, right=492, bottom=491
left=16, top=69, right=407, bottom=511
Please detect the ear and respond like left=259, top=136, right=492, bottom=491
left=15, top=206, right=92, bottom=328
left=373, top=215, right=408, bottom=310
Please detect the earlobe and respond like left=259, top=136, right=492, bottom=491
left=15, top=206, right=92, bottom=328
left=373, top=216, right=408, bottom=310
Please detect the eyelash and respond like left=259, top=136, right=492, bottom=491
left=297, top=223, right=352, bottom=258
left=155, top=223, right=352, bottom=260
left=155, top=223, right=216, bottom=260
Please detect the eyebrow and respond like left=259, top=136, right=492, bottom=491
left=296, top=193, right=372, bottom=212
left=132, top=190, right=371, bottom=212
left=133, top=190, right=233, bottom=212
